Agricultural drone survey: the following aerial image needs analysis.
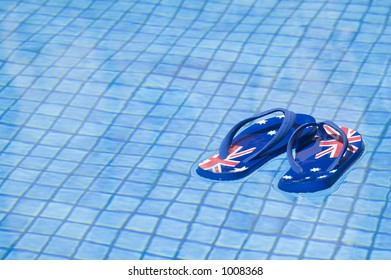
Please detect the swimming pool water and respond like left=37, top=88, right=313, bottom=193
left=0, top=0, right=390, bottom=260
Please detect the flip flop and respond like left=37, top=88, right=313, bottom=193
left=277, top=120, right=365, bottom=194
left=195, top=108, right=316, bottom=181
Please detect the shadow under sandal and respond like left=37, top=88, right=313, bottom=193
left=196, top=108, right=316, bottom=181
left=278, top=120, right=365, bottom=194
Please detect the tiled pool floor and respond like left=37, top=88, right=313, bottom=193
left=0, top=0, right=390, bottom=259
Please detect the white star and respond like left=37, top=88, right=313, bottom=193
left=329, top=169, right=337, bottom=173
left=283, top=175, right=292, bottom=180
left=310, top=167, right=321, bottom=172
left=257, top=119, right=267, bottom=125
left=267, top=130, right=277, bottom=136
left=276, top=114, right=285, bottom=119
left=317, top=175, right=327, bottom=179
left=230, top=166, right=248, bottom=173
left=305, top=177, right=311, bottom=180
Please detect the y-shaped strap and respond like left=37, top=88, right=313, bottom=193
left=287, top=120, right=349, bottom=173
left=219, top=108, right=296, bottom=161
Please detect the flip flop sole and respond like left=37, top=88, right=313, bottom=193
left=278, top=124, right=365, bottom=194
left=196, top=112, right=315, bottom=181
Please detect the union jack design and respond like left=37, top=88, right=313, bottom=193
left=199, top=145, right=256, bottom=173
left=315, top=125, right=362, bottom=159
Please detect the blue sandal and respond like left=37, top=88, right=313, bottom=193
left=277, top=121, right=365, bottom=193
left=196, top=108, right=315, bottom=181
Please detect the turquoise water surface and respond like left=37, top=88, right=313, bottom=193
left=0, top=0, right=390, bottom=259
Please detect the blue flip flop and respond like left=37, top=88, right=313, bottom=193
left=277, top=120, right=365, bottom=193
left=196, top=108, right=316, bottom=181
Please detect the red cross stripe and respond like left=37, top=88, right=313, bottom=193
left=199, top=145, right=256, bottom=173
left=315, top=125, right=362, bottom=159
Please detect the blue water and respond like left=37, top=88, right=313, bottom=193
left=0, top=0, right=390, bottom=260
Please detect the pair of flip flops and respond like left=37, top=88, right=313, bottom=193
left=195, top=108, right=364, bottom=194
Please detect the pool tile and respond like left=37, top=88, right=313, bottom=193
left=138, top=199, right=170, bottom=216
left=187, top=223, right=219, bottom=244
left=95, top=211, right=129, bottom=229
left=374, top=233, right=391, bottom=250
left=155, top=218, right=188, bottom=239
left=0, top=230, right=22, bottom=248
left=166, top=203, right=197, bottom=222
left=348, top=214, right=379, bottom=231
left=177, top=241, right=210, bottom=259
left=29, top=218, right=62, bottom=235
left=195, top=206, right=227, bottom=226
left=85, top=226, right=118, bottom=245
left=115, top=230, right=151, bottom=252
left=232, top=195, right=264, bottom=214
left=370, top=249, right=391, bottom=260
left=262, top=201, right=292, bottom=218
left=107, top=248, right=142, bottom=260
left=274, top=237, right=306, bottom=256
left=146, top=236, right=180, bottom=258
left=5, top=250, right=38, bottom=260
left=12, top=198, right=46, bottom=216
left=254, top=216, right=286, bottom=234
left=312, top=224, right=342, bottom=242
left=334, top=246, right=368, bottom=260
left=57, top=222, right=89, bottom=239
left=244, top=234, right=276, bottom=252
left=216, top=228, right=248, bottom=249
left=78, top=191, right=111, bottom=209
left=74, top=241, right=109, bottom=260
left=106, top=195, right=141, bottom=212
left=304, top=240, right=336, bottom=259
left=319, top=209, right=349, bottom=226
left=44, top=236, right=79, bottom=257
left=0, top=180, right=31, bottom=196
left=282, top=220, right=314, bottom=239
left=342, top=228, right=374, bottom=247
left=224, top=211, right=257, bottom=231
left=204, top=191, right=235, bottom=209
left=67, top=207, right=100, bottom=224
left=208, top=247, right=238, bottom=260
left=15, top=233, right=49, bottom=252
left=177, top=189, right=205, bottom=204
left=0, top=214, right=33, bottom=232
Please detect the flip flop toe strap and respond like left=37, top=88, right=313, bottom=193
left=287, top=120, right=349, bottom=173
left=219, top=108, right=296, bottom=161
